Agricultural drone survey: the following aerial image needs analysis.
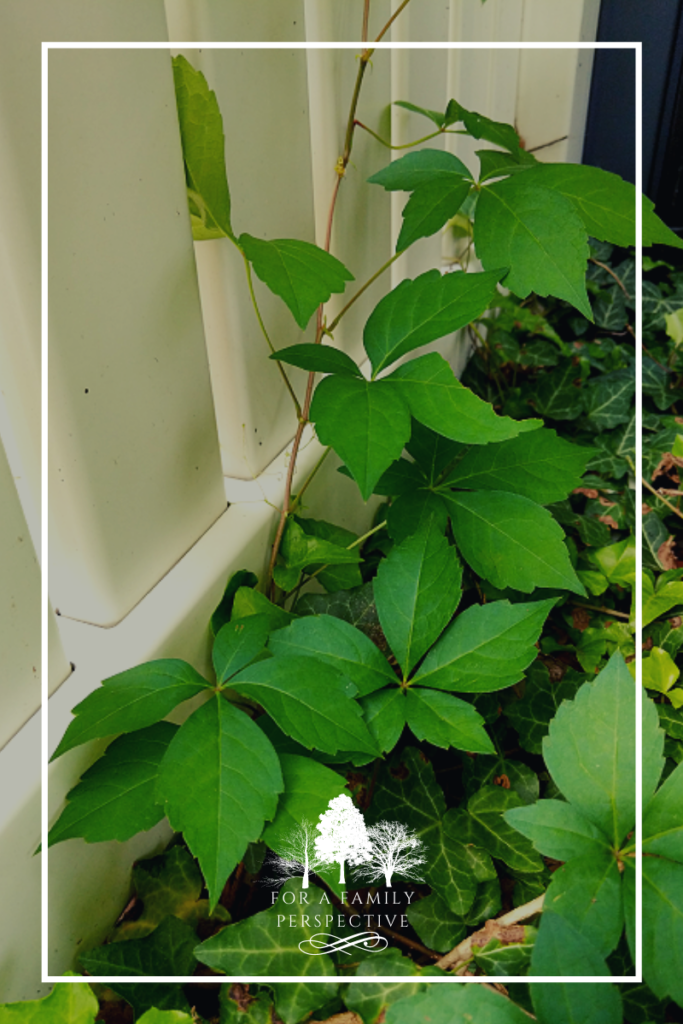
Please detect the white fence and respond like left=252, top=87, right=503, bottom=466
left=0, top=0, right=600, bottom=998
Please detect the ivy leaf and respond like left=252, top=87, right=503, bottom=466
left=239, top=235, right=353, bottom=330
left=213, top=617, right=270, bottom=685
left=543, top=852, right=624, bottom=957
left=230, top=655, right=379, bottom=755
left=262, top=753, right=347, bottom=852
left=195, top=878, right=338, bottom=975
left=79, top=914, right=197, bottom=977
left=473, top=932, right=535, bottom=976
left=269, top=615, right=395, bottom=697
left=530, top=980, right=623, bottom=1024
left=211, top=569, right=258, bottom=637
left=643, top=576, right=683, bottom=627
left=219, top=988, right=275, bottom=1024
left=466, top=787, right=544, bottom=873
left=269, top=983, right=340, bottom=1024
left=172, top=56, right=234, bottom=240
left=583, top=366, right=635, bottom=432
left=270, top=343, right=361, bottom=378
left=156, top=696, right=283, bottom=909
left=281, top=519, right=361, bottom=572
left=503, top=662, right=583, bottom=754
left=374, top=516, right=463, bottom=677
left=530, top=911, right=611, bottom=976
left=47, top=723, right=177, bottom=847
left=531, top=361, right=585, bottom=421
left=518, top=163, right=636, bottom=246
left=406, top=891, right=468, bottom=952
left=442, top=429, right=592, bottom=504
left=310, top=375, right=412, bottom=500
left=51, top=660, right=210, bottom=760
left=543, top=653, right=635, bottom=847
left=413, top=598, right=555, bottom=693
left=360, top=687, right=406, bottom=753
left=405, top=688, right=493, bottom=753
left=0, top=982, right=98, bottom=1024
left=364, top=268, right=505, bottom=377
left=475, top=178, right=592, bottom=318
left=344, top=961, right=423, bottom=1020
left=444, top=490, right=585, bottom=594
left=295, top=580, right=380, bottom=640
left=503, top=799, right=610, bottom=861
left=387, top=353, right=542, bottom=444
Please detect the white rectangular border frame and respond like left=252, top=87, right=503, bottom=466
left=42, top=38, right=643, bottom=985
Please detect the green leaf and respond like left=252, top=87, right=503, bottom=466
left=587, top=536, right=636, bottom=590
left=475, top=177, right=592, bottom=318
left=156, top=696, right=283, bottom=908
left=477, top=148, right=534, bottom=183
left=643, top=759, right=683, bottom=861
left=504, top=662, right=583, bottom=755
left=344, top=962, right=423, bottom=1021
left=531, top=361, right=584, bottom=420
left=360, top=687, right=406, bottom=753
left=466, top=786, right=544, bottom=873
left=230, top=655, right=379, bottom=755
left=137, top=1013, right=193, bottom=1024
left=443, top=429, right=591, bottom=504
left=231, top=587, right=295, bottom=630
left=172, top=56, right=234, bottom=240
left=543, top=653, right=635, bottom=846
left=213, top=616, right=270, bottom=685
left=269, top=615, right=395, bottom=697
left=405, top=420, right=465, bottom=483
left=473, top=931, right=535, bottom=976
left=364, top=268, right=505, bottom=376
left=503, top=799, right=610, bottom=861
left=642, top=857, right=683, bottom=1004
left=112, top=846, right=229, bottom=941
left=394, top=100, right=452, bottom=129
left=387, top=353, right=542, bottom=444
left=643, top=576, right=683, bottom=627
left=0, top=982, right=98, bottom=1024
left=405, top=891, right=467, bottom=952
left=530, top=980, right=623, bottom=1024
left=396, top=176, right=472, bottom=250
left=530, top=911, right=610, bottom=976
left=239, top=234, right=353, bottom=330
left=47, top=723, right=177, bottom=847
left=542, top=851, right=624, bottom=957
left=79, top=914, right=197, bottom=977
left=583, top=367, right=634, bottom=432
left=261, top=753, right=347, bottom=852
left=210, top=569, right=258, bottom=637
left=413, top=598, right=555, bottom=692
left=444, top=490, right=585, bottom=594
left=270, top=343, right=361, bottom=377
left=386, top=489, right=449, bottom=545
left=290, top=516, right=364, bottom=592
left=404, top=688, right=494, bottom=753
left=643, top=195, right=683, bottom=250
left=374, top=516, right=463, bottom=677
left=450, top=100, right=525, bottom=155
left=643, top=647, right=680, bottom=695
left=519, top=163, right=636, bottom=246
left=387, top=983, right=532, bottom=1024
left=367, top=148, right=471, bottom=191
left=310, top=375, right=412, bottom=500
left=195, top=878, right=338, bottom=975
left=269, top=983, right=339, bottom=1024
left=281, top=519, right=360, bottom=572
left=51, top=660, right=210, bottom=760
left=219, top=988, right=275, bottom=1024
left=295, top=580, right=380, bottom=638
left=643, top=690, right=667, bottom=810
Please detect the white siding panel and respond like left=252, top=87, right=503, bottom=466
left=48, top=49, right=226, bottom=626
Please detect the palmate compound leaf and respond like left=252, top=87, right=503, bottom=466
left=412, top=598, right=556, bottom=693
left=360, top=687, right=407, bottom=753
left=309, top=374, right=412, bottom=500
left=385, top=983, right=532, bottom=1024
left=643, top=759, right=683, bottom=861
left=386, top=352, right=542, bottom=444
left=261, top=753, right=347, bottom=852
left=172, top=55, right=234, bottom=241
left=475, top=176, right=593, bottom=318
left=404, top=688, right=494, bottom=753
left=443, top=489, right=586, bottom=595
left=363, top=268, right=505, bottom=377
left=540, top=851, right=624, bottom=958
left=0, top=982, right=98, bottom=1024
left=194, top=878, right=339, bottom=976
left=47, top=722, right=177, bottom=847
left=642, top=857, right=683, bottom=1006
left=530, top=980, right=623, bottom=1024
left=503, top=799, right=610, bottom=862
left=373, top=515, right=463, bottom=677
left=239, top=234, right=353, bottom=330
left=268, top=614, right=395, bottom=698
left=229, top=654, right=379, bottom=755
left=51, top=659, right=211, bottom=760
left=542, top=652, right=635, bottom=847
left=530, top=911, right=611, bottom=977
left=442, top=428, right=592, bottom=505
left=155, top=695, right=283, bottom=910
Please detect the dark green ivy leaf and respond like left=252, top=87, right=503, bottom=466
left=79, top=914, right=197, bottom=977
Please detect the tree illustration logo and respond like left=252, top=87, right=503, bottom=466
left=353, top=819, right=427, bottom=888
left=314, top=793, right=374, bottom=885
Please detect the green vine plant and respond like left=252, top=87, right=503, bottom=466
left=41, top=12, right=683, bottom=1006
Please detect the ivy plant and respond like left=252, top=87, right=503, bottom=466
left=41, top=9, right=683, bottom=1004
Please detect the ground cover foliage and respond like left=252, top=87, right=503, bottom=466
left=30, top=14, right=683, bottom=1024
